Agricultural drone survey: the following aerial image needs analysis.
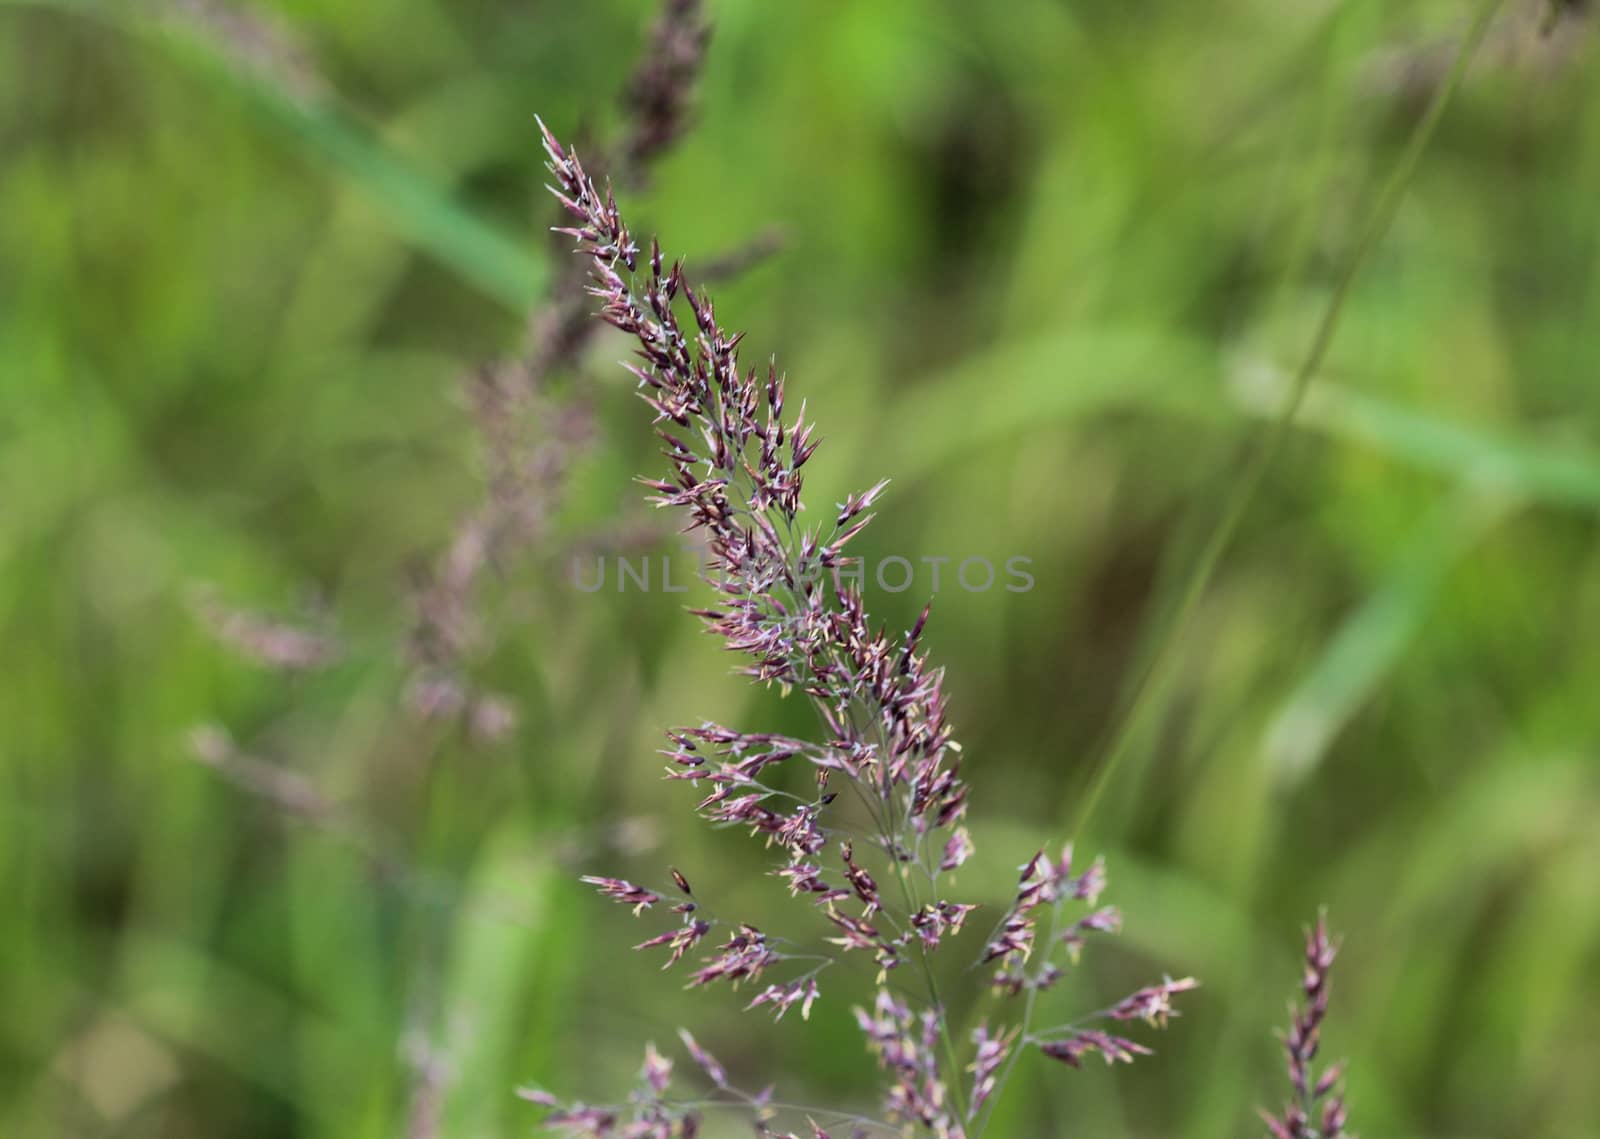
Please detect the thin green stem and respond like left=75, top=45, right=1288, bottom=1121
left=1067, top=0, right=1504, bottom=839
left=885, top=846, right=971, bottom=1125
left=679, top=1093, right=898, bottom=1134
left=970, top=897, right=1064, bottom=1138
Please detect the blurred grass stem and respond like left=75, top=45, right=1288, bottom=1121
left=1068, top=0, right=1506, bottom=837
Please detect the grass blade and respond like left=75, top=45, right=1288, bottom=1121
left=0, top=0, right=547, bottom=309
left=1262, top=485, right=1514, bottom=787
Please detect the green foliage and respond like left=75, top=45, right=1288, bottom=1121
left=1, top=1, right=1597, bottom=1137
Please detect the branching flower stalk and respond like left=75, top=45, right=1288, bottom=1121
left=526, top=120, right=1196, bottom=1139
left=405, top=0, right=715, bottom=733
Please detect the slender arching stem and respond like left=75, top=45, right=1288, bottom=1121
left=1067, top=0, right=1505, bottom=839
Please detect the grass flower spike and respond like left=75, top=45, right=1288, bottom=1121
left=1261, top=915, right=1351, bottom=1139
left=528, top=118, right=1195, bottom=1137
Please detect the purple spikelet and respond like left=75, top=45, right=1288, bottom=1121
left=1260, top=914, right=1352, bottom=1139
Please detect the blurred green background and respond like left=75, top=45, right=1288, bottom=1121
left=3, top=0, right=1599, bottom=1136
